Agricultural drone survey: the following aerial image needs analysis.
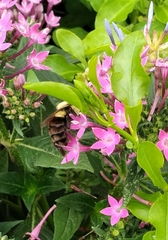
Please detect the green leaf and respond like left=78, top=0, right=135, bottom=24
left=24, top=82, right=88, bottom=113
left=0, top=172, right=24, bottom=195
left=82, top=26, right=112, bottom=55
left=142, top=231, right=156, bottom=240
left=0, top=149, right=8, bottom=172
left=22, top=172, right=38, bottom=211
left=95, top=0, right=137, bottom=28
left=37, top=175, right=65, bottom=195
left=0, top=116, right=10, bottom=140
left=88, top=55, right=101, bottom=92
left=53, top=204, right=84, bottom=240
left=155, top=3, right=168, bottom=24
left=27, top=69, right=39, bottom=83
left=149, top=192, right=168, bottom=240
left=15, top=135, right=93, bottom=173
left=56, top=29, right=87, bottom=66
left=122, top=161, right=144, bottom=207
left=137, top=141, right=168, bottom=190
left=0, top=221, right=23, bottom=235
left=125, top=101, right=142, bottom=136
left=12, top=119, right=24, bottom=137
left=87, top=0, right=105, bottom=11
left=127, top=191, right=161, bottom=222
left=112, top=31, right=150, bottom=106
left=56, top=193, right=95, bottom=213
left=44, top=54, right=82, bottom=81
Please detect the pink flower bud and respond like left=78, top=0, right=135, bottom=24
left=24, top=98, right=30, bottom=106
left=11, top=109, right=17, bottom=114
left=19, top=114, right=25, bottom=120
left=14, top=74, right=25, bottom=90
left=3, top=101, right=10, bottom=108
left=33, top=101, right=41, bottom=108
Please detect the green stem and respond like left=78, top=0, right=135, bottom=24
left=38, top=196, right=54, bottom=229
left=2, top=198, right=25, bottom=219
left=10, top=128, right=18, bottom=143
left=31, top=195, right=42, bottom=230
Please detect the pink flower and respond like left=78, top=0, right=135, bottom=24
left=156, top=129, right=168, bottom=161
left=61, top=135, right=90, bottom=165
left=16, top=0, right=33, bottom=17
left=97, top=53, right=113, bottom=94
left=24, top=204, right=56, bottom=240
left=0, top=10, right=13, bottom=32
left=70, top=113, right=96, bottom=139
left=29, top=23, right=50, bottom=44
left=100, top=195, right=129, bottom=226
left=110, top=100, right=128, bottom=129
left=0, top=30, right=11, bottom=51
left=27, top=49, right=51, bottom=70
left=0, top=0, right=16, bottom=9
left=44, top=11, right=61, bottom=28
left=91, top=127, right=120, bottom=156
left=14, top=12, right=30, bottom=37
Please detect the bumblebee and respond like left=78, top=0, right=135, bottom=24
left=41, top=101, right=79, bottom=155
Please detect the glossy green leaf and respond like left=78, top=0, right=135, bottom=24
left=24, top=82, right=88, bottom=112
left=44, top=54, right=82, bottom=81
left=88, top=55, right=101, bottom=92
left=112, top=31, right=150, bottom=106
left=82, top=26, right=112, bottom=55
left=127, top=191, right=161, bottom=222
left=95, top=0, right=137, bottom=28
left=137, top=141, right=168, bottom=190
left=149, top=192, right=168, bottom=240
left=155, top=3, right=168, bottom=24
left=56, top=193, right=95, bottom=213
left=27, top=69, right=39, bottom=83
left=56, top=29, right=87, bottom=66
left=142, top=231, right=156, bottom=240
left=0, top=172, right=24, bottom=195
left=53, top=204, right=84, bottom=240
left=125, top=101, right=142, bottom=136
left=87, top=0, right=105, bottom=11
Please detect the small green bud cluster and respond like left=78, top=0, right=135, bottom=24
left=138, top=102, right=168, bottom=142
left=1, top=76, right=44, bottom=125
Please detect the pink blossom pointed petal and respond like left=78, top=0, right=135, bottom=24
left=91, top=141, right=106, bottom=149
left=156, top=141, right=164, bottom=151
left=92, top=127, right=106, bottom=138
left=158, top=129, right=167, bottom=140
left=120, top=208, right=129, bottom=218
left=110, top=214, right=120, bottom=226
left=100, top=207, right=112, bottom=216
left=164, top=148, right=168, bottom=161
left=106, top=144, right=115, bottom=155
left=108, top=195, right=119, bottom=207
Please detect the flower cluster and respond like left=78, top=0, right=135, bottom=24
left=0, top=0, right=61, bottom=124
left=1, top=75, right=44, bottom=124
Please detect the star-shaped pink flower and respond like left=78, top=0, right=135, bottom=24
left=100, top=195, right=129, bottom=226
left=156, top=129, right=168, bottom=161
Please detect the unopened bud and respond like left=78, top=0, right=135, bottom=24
left=15, top=101, right=20, bottom=105
left=18, top=107, right=23, bottom=111
left=5, top=110, right=10, bottom=114
left=3, top=101, right=10, bottom=108
left=8, top=115, right=15, bottom=119
left=33, top=101, right=41, bottom=108
left=24, top=98, right=30, bottom=106
left=19, top=114, right=25, bottom=120
left=7, top=88, right=14, bottom=96
left=11, top=109, right=17, bottom=114
left=25, top=117, right=29, bottom=123
left=112, top=229, right=119, bottom=237
left=12, top=96, right=17, bottom=101
left=29, top=112, right=35, bottom=117
left=14, top=74, right=25, bottom=90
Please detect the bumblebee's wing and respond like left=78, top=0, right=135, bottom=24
left=41, top=112, right=57, bottom=128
